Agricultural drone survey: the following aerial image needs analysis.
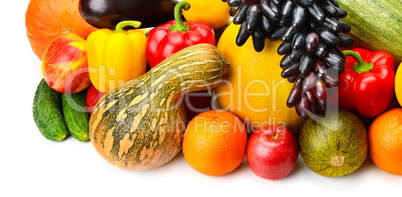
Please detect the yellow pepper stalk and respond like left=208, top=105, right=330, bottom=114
left=87, top=20, right=147, bottom=93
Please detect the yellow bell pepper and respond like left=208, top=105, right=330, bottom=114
left=87, top=21, right=147, bottom=93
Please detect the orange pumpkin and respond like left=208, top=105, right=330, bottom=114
left=25, top=0, right=97, bottom=59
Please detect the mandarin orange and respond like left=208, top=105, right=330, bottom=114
left=182, top=110, right=247, bottom=176
left=369, top=108, right=402, bottom=175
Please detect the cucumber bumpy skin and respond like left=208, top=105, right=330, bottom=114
left=62, top=90, right=90, bottom=141
left=33, top=79, right=68, bottom=141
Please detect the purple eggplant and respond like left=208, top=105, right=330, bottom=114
left=79, top=0, right=178, bottom=29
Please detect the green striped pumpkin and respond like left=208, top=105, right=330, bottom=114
left=89, top=44, right=230, bottom=170
left=338, top=0, right=402, bottom=62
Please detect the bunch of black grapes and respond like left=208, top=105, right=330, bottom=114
left=222, top=0, right=354, bottom=121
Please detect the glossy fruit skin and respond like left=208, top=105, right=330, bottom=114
left=396, top=63, right=402, bottom=106
left=86, top=21, right=147, bottom=93
left=338, top=49, right=395, bottom=119
left=183, top=110, right=247, bottom=176
left=337, top=0, right=402, bottom=63
left=26, top=0, right=97, bottom=59
left=146, top=19, right=215, bottom=68
left=183, top=0, right=231, bottom=29
left=246, top=125, right=298, bottom=180
left=299, top=109, right=368, bottom=177
left=146, top=2, right=215, bottom=68
left=85, top=85, right=105, bottom=115
left=368, top=108, right=402, bottom=175
left=89, top=44, right=230, bottom=170
left=215, top=23, right=304, bottom=134
left=79, top=0, right=177, bottom=30
left=41, top=33, right=91, bottom=94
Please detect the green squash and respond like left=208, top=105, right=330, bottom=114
left=89, top=44, right=230, bottom=170
left=338, top=0, right=402, bottom=63
left=299, top=109, right=368, bottom=177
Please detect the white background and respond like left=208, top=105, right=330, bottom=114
left=1, top=0, right=401, bottom=196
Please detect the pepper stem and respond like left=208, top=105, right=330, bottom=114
left=169, top=2, right=191, bottom=32
left=115, top=20, right=142, bottom=33
left=342, top=50, right=374, bottom=74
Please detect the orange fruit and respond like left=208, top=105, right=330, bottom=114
left=395, top=63, right=402, bottom=106
left=183, top=110, right=247, bottom=176
left=368, top=108, right=402, bottom=175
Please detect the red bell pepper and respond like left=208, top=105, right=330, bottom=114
left=146, top=1, right=215, bottom=68
left=338, top=48, right=395, bottom=118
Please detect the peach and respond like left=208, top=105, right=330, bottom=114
left=41, top=32, right=91, bottom=94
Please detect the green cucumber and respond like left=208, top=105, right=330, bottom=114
left=338, top=0, right=402, bottom=63
left=62, top=90, right=90, bottom=141
left=33, top=79, right=68, bottom=141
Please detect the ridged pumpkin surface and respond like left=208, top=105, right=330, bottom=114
left=89, top=44, right=230, bottom=170
left=299, top=110, right=368, bottom=177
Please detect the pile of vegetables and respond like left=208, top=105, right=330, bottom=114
left=27, top=0, right=402, bottom=178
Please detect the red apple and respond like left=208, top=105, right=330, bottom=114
left=86, top=85, right=105, bottom=115
left=41, top=32, right=91, bottom=94
left=246, top=125, right=298, bottom=180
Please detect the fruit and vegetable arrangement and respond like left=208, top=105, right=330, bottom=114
left=26, top=0, right=402, bottom=179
